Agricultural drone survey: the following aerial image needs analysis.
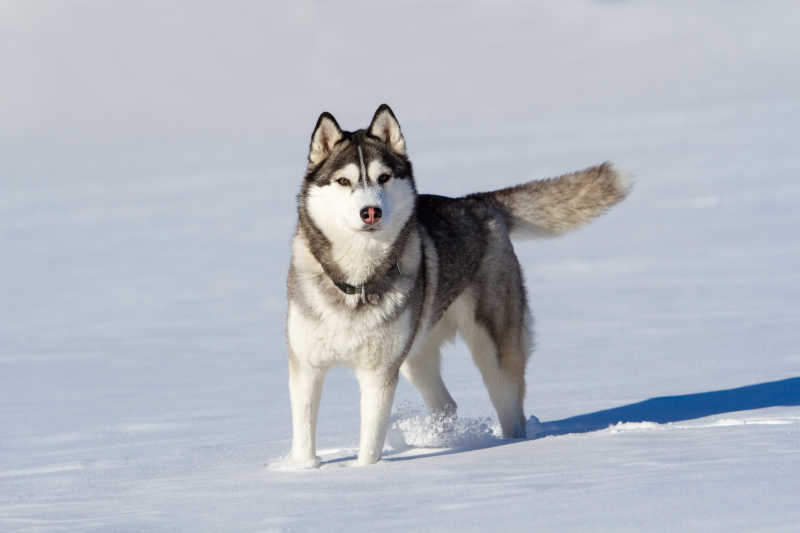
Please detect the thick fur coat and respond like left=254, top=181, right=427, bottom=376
left=286, top=105, right=629, bottom=466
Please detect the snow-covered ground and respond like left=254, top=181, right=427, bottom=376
left=2, top=2, right=799, bottom=531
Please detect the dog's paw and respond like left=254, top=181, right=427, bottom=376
left=356, top=451, right=382, bottom=466
left=291, top=455, right=321, bottom=469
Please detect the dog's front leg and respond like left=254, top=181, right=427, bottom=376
left=288, top=355, right=326, bottom=468
left=355, top=367, right=399, bottom=465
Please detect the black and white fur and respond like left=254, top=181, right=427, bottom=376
left=286, top=105, right=630, bottom=466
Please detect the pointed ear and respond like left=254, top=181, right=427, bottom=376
left=368, top=104, right=406, bottom=155
left=308, top=112, right=343, bottom=166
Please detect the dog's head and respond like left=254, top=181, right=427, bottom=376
left=299, top=105, right=416, bottom=244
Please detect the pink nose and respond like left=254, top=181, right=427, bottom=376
left=360, top=206, right=382, bottom=224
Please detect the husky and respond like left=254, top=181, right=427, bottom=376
left=286, top=104, right=630, bottom=467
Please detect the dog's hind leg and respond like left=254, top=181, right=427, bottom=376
left=355, top=366, right=399, bottom=465
left=288, top=353, right=327, bottom=467
left=400, top=337, right=457, bottom=415
left=458, top=302, right=529, bottom=439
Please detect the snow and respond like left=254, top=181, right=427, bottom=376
left=2, top=1, right=800, bottom=531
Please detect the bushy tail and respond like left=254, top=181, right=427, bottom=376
left=476, top=162, right=631, bottom=238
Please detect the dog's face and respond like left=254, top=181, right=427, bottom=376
left=300, top=105, right=416, bottom=246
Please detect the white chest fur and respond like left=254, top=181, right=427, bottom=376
left=287, top=299, right=415, bottom=370
left=287, top=233, right=422, bottom=371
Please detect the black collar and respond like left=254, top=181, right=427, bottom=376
left=324, top=221, right=415, bottom=299
left=333, top=280, right=365, bottom=295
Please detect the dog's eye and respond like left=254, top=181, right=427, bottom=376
left=377, top=173, right=391, bottom=184
left=336, top=177, right=351, bottom=186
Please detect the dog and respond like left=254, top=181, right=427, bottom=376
left=286, top=104, right=630, bottom=466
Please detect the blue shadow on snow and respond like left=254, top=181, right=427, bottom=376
left=377, top=376, right=800, bottom=463
left=537, top=376, right=800, bottom=437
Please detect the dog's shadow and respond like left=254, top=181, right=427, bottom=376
left=377, top=376, right=800, bottom=463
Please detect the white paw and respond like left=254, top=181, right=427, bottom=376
left=356, top=452, right=381, bottom=466
left=283, top=454, right=321, bottom=470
